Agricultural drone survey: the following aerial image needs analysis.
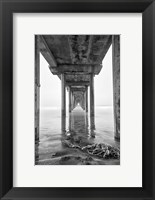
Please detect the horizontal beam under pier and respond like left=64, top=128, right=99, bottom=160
left=66, top=81, right=90, bottom=86
left=70, top=87, right=86, bottom=92
left=49, top=64, right=102, bottom=75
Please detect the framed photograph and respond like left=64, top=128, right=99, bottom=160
left=35, top=34, right=120, bottom=166
left=0, top=0, right=154, bottom=199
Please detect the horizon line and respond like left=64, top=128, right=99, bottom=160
left=41, top=105, right=113, bottom=109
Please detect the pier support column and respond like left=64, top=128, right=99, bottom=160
left=90, top=74, right=95, bottom=129
left=112, top=35, right=120, bottom=140
left=85, top=113, right=89, bottom=134
left=73, top=94, right=75, bottom=109
left=85, top=86, right=88, bottom=112
left=71, top=91, right=74, bottom=111
left=69, top=87, right=72, bottom=113
left=35, top=36, right=40, bottom=143
left=90, top=74, right=95, bottom=117
left=82, top=92, right=85, bottom=110
left=69, top=113, right=72, bottom=131
left=61, top=73, right=66, bottom=131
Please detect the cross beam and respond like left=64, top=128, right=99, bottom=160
left=49, top=64, right=102, bottom=75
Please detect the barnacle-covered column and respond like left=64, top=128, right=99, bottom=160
left=112, top=35, right=120, bottom=140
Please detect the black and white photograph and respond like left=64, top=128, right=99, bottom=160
left=1, top=0, right=155, bottom=197
left=35, top=35, right=120, bottom=165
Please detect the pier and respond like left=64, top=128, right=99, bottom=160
left=35, top=35, right=120, bottom=144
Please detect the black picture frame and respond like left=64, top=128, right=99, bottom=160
left=0, top=0, right=155, bottom=199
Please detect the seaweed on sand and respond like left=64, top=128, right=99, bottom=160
left=62, top=139, right=120, bottom=159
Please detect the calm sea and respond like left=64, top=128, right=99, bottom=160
left=37, top=106, right=119, bottom=163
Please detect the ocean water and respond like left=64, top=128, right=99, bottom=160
left=36, top=106, right=120, bottom=164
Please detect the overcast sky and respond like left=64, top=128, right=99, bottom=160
left=40, top=45, right=113, bottom=108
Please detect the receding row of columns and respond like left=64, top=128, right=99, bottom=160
left=35, top=35, right=120, bottom=142
left=60, top=74, right=95, bottom=132
left=61, top=73, right=92, bottom=132
left=64, top=80, right=94, bottom=115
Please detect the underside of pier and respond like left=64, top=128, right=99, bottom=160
left=35, top=35, right=120, bottom=142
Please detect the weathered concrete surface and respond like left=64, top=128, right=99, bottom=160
left=35, top=36, right=40, bottom=142
left=65, top=74, right=90, bottom=82
left=70, top=86, right=86, bottom=92
left=69, top=35, right=91, bottom=64
left=112, top=35, right=120, bottom=140
left=43, top=35, right=112, bottom=85
left=38, top=36, right=57, bottom=67
left=89, top=35, right=112, bottom=64
left=41, top=35, right=112, bottom=88
left=66, top=81, right=90, bottom=86
left=61, top=74, right=66, bottom=131
left=90, top=74, right=95, bottom=117
left=49, top=64, right=102, bottom=75
left=43, top=35, right=72, bottom=65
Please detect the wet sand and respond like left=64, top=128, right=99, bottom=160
left=36, top=106, right=120, bottom=165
